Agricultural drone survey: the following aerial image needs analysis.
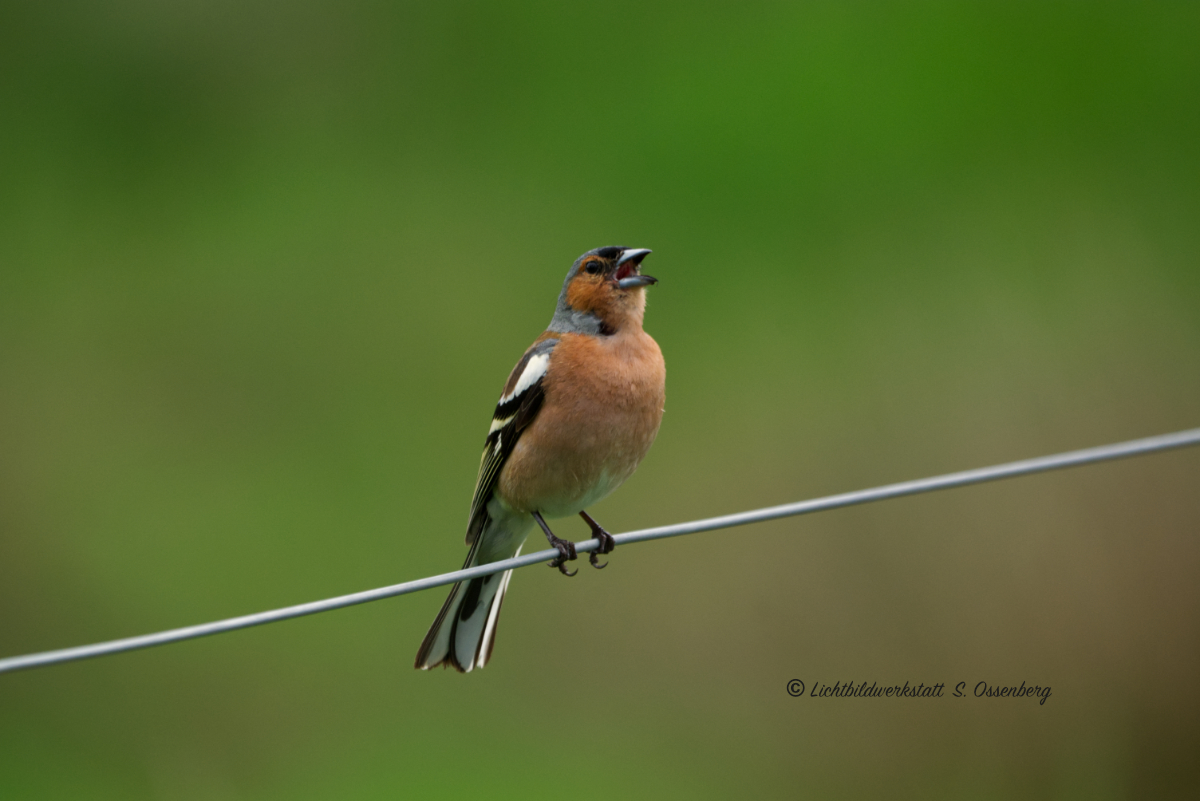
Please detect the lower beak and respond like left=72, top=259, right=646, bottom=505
left=617, top=274, right=658, bottom=289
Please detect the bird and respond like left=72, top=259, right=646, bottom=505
left=415, top=246, right=665, bottom=672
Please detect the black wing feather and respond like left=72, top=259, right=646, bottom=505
left=465, top=338, right=557, bottom=544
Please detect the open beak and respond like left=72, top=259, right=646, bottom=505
left=615, top=248, right=657, bottom=288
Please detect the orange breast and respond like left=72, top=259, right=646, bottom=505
left=497, top=330, right=666, bottom=517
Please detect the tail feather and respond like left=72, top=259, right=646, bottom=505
left=415, top=524, right=523, bottom=672
left=479, top=565, right=515, bottom=666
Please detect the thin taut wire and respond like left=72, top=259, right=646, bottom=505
left=2, top=427, right=1198, bottom=675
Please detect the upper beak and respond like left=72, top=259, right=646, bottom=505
left=617, top=248, right=652, bottom=267
left=616, top=248, right=657, bottom=288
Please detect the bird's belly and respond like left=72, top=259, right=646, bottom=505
left=532, top=466, right=625, bottom=518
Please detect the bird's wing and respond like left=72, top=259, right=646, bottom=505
left=465, top=337, right=558, bottom=545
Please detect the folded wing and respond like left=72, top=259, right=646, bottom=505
left=465, top=337, right=558, bottom=544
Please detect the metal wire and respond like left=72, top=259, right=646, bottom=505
left=2, top=427, right=1198, bottom=675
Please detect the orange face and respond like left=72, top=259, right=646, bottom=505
left=565, top=257, right=649, bottom=333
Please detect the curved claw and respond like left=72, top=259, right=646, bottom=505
left=579, top=513, right=617, bottom=567
left=534, top=511, right=578, bottom=577
left=547, top=540, right=577, bottom=576
left=548, top=555, right=578, bottom=577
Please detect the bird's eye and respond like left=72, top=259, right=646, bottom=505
left=584, top=260, right=602, bottom=275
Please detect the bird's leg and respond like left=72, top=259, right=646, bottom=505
left=533, top=512, right=577, bottom=577
left=579, top=510, right=616, bottom=569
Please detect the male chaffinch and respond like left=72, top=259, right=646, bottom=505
left=416, top=246, right=665, bottom=672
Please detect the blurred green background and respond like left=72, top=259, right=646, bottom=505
left=2, top=2, right=1199, bottom=798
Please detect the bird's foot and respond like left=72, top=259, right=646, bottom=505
left=534, top=512, right=577, bottom=577
left=546, top=535, right=578, bottom=576
left=579, top=511, right=616, bottom=569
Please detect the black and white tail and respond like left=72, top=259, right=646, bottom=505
left=414, top=532, right=522, bottom=672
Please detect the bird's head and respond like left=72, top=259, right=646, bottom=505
left=548, top=246, right=657, bottom=336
